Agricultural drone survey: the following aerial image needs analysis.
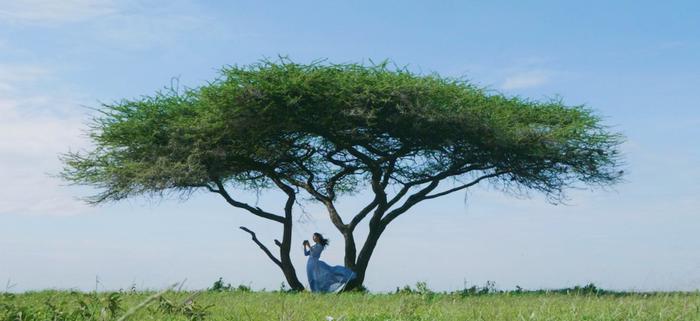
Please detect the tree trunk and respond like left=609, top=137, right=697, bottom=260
left=344, top=223, right=385, bottom=291
left=343, top=231, right=357, bottom=270
left=279, top=218, right=304, bottom=291
left=278, top=189, right=305, bottom=291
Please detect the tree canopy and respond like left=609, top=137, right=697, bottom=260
left=61, top=58, right=624, bottom=291
left=63, top=59, right=622, bottom=204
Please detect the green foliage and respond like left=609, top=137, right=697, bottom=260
left=151, top=296, right=213, bottom=321
left=0, top=291, right=212, bottom=321
left=208, top=277, right=251, bottom=293
left=208, top=278, right=230, bottom=292
left=396, top=281, right=434, bottom=295
left=457, top=280, right=499, bottom=297
left=0, top=291, right=125, bottom=321
left=61, top=57, right=624, bottom=205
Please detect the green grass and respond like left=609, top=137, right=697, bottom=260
left=2, top=288, right=700, bottom=321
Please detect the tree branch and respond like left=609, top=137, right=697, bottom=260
left=326, top=165, right=358, bottom=200
left=284, top=161, right=348, bottom=231
left=423, top=171, right=506, bottom=200
left=403, top=164, right=492, bottom=187
left=268, top=177, right=298, bottom=220
left=381, top=180, right=440, bottom=225
left=211, top=179, right=285, bottom=223
left=349, top=197, right=380, bottom=230
left=384, top=165, right=492, bottom=212
left=346, top=146, right=380, bottom=171
left=381, top=170, right=510, bottom=225
left=386, top=185, right=410, bottom=209
left=239, top=226, right=282, bottom=268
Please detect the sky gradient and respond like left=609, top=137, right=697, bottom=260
left=0, top=0, right=699, bottom=293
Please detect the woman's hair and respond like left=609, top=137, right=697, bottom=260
left=314, top=232, right=329, bottom=247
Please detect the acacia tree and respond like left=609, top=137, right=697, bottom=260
left=61, top=59, right=623, bottom=291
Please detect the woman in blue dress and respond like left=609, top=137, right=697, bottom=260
left=303, top=232, right=357, bottom=293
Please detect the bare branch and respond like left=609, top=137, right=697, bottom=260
left=404, top=164, right=492, bottom=187
left=326, top=165, right=357, bottom=200
left=386, top=185, right=410, bottom=209
left=292, top=176, right=348, bottom=231
left=239, top=226, right=282, bottom=268
left=381, top=180, right=440, bottom=225
left=380, top=158, right=396, bottom=189
left=282, top=163, right=348, bottom=231
left=212, top=179, right=285, bottom=223
left=368, top=172, right=389, bottom=225
left=381, top=170, right=510, bottom=225
left=384, top=165, right=493, bottom=211
left=324, top=149, right=356, bottom=169
left=346, top=146, right=380, bottom=171
left=349, top=197, right=380, bottom=230
left=423, top=171, right=507, bottom=200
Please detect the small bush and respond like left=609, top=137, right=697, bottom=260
left=209, top=277, right=252, bottom=293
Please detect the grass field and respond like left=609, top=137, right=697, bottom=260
left=2, top=285, right=699, bottom=321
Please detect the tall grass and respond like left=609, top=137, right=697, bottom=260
left=2, top=282, right=699, bottom=321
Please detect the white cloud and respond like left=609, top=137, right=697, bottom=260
left=95, top=7, right=207, bottom=50
left=0, top=64, right=49, bottom=92
left=0, top=0, right=212, bottom=50
left=0, top=64, right=93, bottom=216
left=501, top=70, right=551, bottom=90
left=0, top=0, right=213, bottom=216
left=0, top=0, right=118, bottom=25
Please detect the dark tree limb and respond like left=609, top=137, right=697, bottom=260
left=381, top=180, right=440, bottom=225
left=381, top=170, right=509, bottom=225
left=384, top=165, right=494, bottom=210
left=380, top=158, right=397, bottom=189
left=349, top=197, right=380, bottom=230
left=239, top=226, right=282, bottom=268
left=346, top=146, right=380, bottom=171
left=267, top=176, right=306, bottom=291
left=212, top=179, right=285, bottom=223
left=326, top=165, right=358, bottom=200
left=386, top=185, right=411, bottom=209
left=369, top=172, right=389, bottom=224
left=284, top=163, right=349, bottom=231
left=403, top=164, right=489, bottom=187
left=423, top=171, right=507, bottom=200
left=324, top=149, right=357, bottom=169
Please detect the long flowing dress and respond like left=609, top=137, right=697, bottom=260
left=304, top=243, right=356, bottom=292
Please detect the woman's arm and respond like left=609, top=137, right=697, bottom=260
left=303, top=242, right=310, bottom=256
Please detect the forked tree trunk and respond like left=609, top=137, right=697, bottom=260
left=344, top=223, right=386, bottom=291
left=280, top=219, right=305, bottom=291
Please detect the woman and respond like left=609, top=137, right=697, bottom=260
left=303, top=232, right=357, bottom=293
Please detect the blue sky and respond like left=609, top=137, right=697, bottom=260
left=0, top=0, right=699, bottom=293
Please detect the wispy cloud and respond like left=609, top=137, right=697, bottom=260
left=0, top=64, right=49, bottom=94
left=0, top=0, right=215, bottom=215
left=0, top=0, right=213, bottom=50
left=501, top=70, right=551, bottom=90
left=95, top=6, right=208, bottom=50
left=0, top=0, right=118, bottom=25
left=0, top=63, right=92, bottom=216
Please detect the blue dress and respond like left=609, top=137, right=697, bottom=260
left=304, top=243, right=357, bottom=292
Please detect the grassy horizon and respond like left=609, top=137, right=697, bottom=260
left=2, top=282, right=700, bottom=321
